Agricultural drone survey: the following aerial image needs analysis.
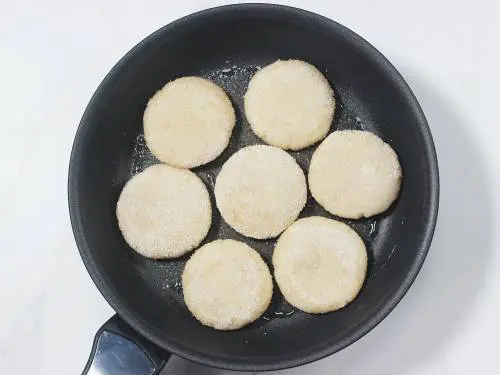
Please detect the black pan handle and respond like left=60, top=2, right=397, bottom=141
left=82, top=315, right=170, bottom=375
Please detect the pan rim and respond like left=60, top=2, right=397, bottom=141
left=68, top=3, right=439, bottom=371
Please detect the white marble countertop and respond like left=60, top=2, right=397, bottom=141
left=1, top=0, right=499, bottom=374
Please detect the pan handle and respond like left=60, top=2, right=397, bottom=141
left=82, top=315, right=170, bottom=375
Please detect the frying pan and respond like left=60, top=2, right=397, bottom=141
left=69, top=4, right=439, bottom=374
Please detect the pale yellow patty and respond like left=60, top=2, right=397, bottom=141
left=309, top=130, right=402, bottom=219
left=182, top=239, right=273, bottom=330
left=143, top=76, right=236, bottom=168
left=215, top=145, right=307, bottom=239
left=244, top=59, right=335, bottom=150
left=116, top=164, right=211, bottom=259
left=273, top=217, right=367, bottom=314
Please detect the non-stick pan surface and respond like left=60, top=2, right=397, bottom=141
left=69, top=4, right=439, bottom=372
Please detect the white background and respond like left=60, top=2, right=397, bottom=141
left=1, top=0, right=499, bottom=374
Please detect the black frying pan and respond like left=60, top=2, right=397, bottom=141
left=69, top=4, right=439, bottom=374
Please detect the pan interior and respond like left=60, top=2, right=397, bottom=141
left=70, top=5, right=438, bottom=371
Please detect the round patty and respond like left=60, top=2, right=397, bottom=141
left=143, top=76, right=236, bottom=168
left=215, top=145, right=307, bottom=239
left=273, top=216, right=367, bottom=313
left=309, top=130, right=402, bottom=218
left=182, top=239, right=273, bottom=330
left=244, top=59, right=335, bottom=150
left=116, top=164, right=211, bottom=258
